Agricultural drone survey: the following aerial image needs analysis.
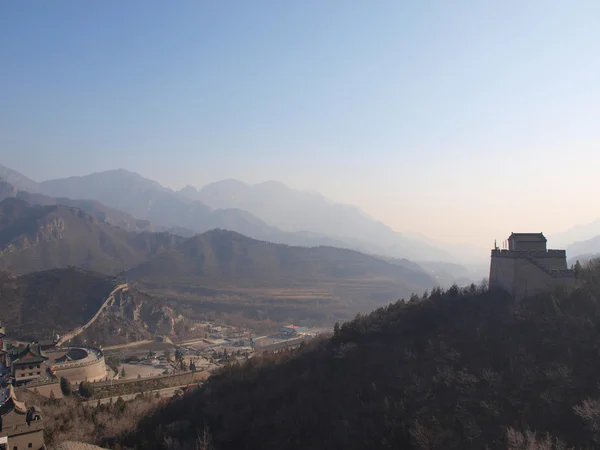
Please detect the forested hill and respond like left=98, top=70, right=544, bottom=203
left=126, top=261, right=600, bottom=450
left=0, top=267, right=115, bottom=340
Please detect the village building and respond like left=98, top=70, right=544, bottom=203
left=0, top=385, right=45, bottom=450
left=280, top=325, right=311, bottom=335
left=489, top=232, right=575, bottom=301
left=8, top=347, right=48, bottom=387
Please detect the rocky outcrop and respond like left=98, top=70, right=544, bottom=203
left=79, top=287, right=184, bottom=346
left=1, top=216, right=66, bottom=255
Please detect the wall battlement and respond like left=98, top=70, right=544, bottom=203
left=491, top=249, right=566, bottom=258
left=490, top=233, right=574, bottom=301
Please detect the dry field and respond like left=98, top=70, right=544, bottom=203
left=138, top=277, right=420, bottom=331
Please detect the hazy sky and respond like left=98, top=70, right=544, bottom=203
left=2, top=1, right=600, bottom=247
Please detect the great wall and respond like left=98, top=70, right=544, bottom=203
left=56, top=284, right=129, bottom=348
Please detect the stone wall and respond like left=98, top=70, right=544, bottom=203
left=491, top=249, right=567, bottom=259
left=54, top=357, right=107, bottom=383
left=512, top=258, right=575, bottom=300
left=490, top=249, right=575, bottom=301
left=489, top=256, right=516, bottom=296
left=47, top=348, right=107, bottom=383
left=509, top=240, right=547, bottom=251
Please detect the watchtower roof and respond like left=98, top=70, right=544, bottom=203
left=509, top=232, right=547, bottom=242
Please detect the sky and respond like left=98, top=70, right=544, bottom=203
left=2, top=1, right=600, bottom=248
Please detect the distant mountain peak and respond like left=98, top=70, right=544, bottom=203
left=256, top=180, right=287, bottom=188
left=204, top=179, right=249, bottom=189
left=177, top=185, right=200, bottom=201
left=180, top=184, right=198, bottom=192
left=0, top=164, right=40, bottom=192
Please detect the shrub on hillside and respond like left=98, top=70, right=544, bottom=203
left=59, top=377, right=71, bottom=396
left=79, top=381, right=94, bottom=398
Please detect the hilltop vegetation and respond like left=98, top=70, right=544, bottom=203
left=126, top=261, right=600, bottom=449
left=0, top=268, right=114, bottom=340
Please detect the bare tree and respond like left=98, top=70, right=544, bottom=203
left=196, top=425, right=213, bottom=450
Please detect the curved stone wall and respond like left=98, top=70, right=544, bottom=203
left=47, top=347, right=107, bottom=383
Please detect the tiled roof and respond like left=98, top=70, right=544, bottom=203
left=12, top=356, right=46, bottom=365
left=10, top=345, right=48, bottom=365
left=509, top=233, right=547, bottom=242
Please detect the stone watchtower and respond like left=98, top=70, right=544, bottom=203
left=489, top=232, right=575, bottom=301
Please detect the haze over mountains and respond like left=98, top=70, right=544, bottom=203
left=0, top=164, right=468, bottom=265
left=2, top=163, right=597, bottom=281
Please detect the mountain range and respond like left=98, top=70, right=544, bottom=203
left=0, top=180, right=154, bottom=232
left=183, top=179, right=456, bottom=262
left=5, top=163, right=599, bottom=279
left=127, top=228, right=435, bottom=290
left=0, top=197, right=184, bottom=274
left=0, top=192, right=435, bottom=292
left=0, top=193, right=437, bottom=324
left=0, top=164, right=458, bottom=263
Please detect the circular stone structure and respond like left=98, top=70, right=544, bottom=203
left=45, top=347, right=107, bottom=383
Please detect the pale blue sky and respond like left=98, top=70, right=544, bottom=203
left=2, top=1, right=600, bottom=246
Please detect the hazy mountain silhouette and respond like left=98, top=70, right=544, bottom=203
left=0, top=197, right=184, bottom=274
left=0, top=180, right=154, bottom=232
left=191, top=179, right=453, bottom=261
left=550, top=220, right=600, bottom=249
left=566, top=235, right=600, bottom=260
left=568, top=253, right=599, bottom=267
left=3, top=165, right=458, bottom=263
left=0, top=164, right=40, bottom=192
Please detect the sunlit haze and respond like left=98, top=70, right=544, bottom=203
left=2, top=1, right=600, bottom=249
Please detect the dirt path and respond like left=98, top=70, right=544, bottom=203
left=101, top=339, right=156, bottom=351
left=49, top=442, right=107, bottom=450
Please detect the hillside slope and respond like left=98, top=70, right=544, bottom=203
left=0, top=164, right=39, bottom=192
left=127, top=229, right=435, bottom=289
left=0, top=267, right=114, bottom=340
left=0, top=198, right=184, bottom=274
left=127, top=263, right=600, bottom=449
left=0, top=180, right=154, bottom=232
left=126, top=230, right=437, bottom=326
left=0, top=268, right=190, bottom=345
